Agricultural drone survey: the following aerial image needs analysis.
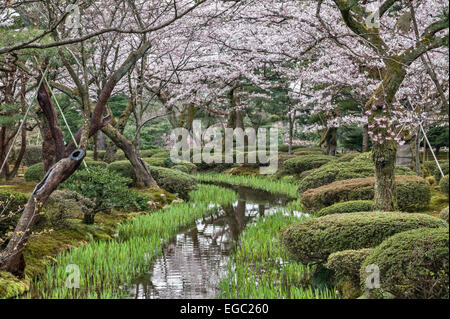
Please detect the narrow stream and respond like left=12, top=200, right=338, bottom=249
left=124, top=186, right=293, bottom=299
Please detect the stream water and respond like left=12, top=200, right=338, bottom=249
left=124, top=186, right=293, bottom=299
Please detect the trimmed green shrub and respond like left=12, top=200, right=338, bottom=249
left=361, top=227, right=449, bottom=299
left=0, top=190, right=29, bottom=236
left=106, top=161, right=197, bottom=200
left=282, top=154, right=333, bottom=175
left=63, top=167, right=149, bottom=223
left=151, top=150, right=170, bottom=158
left=172, top=164, right=189, bottom=174
left=434, top=162, right=449, bottom=182
left=440, top=206, right=449, bottom=223
left=144, top=157, right=166, bottom=167
left=280, top=211, right=447, bottom=265
left=316, top=200, right=374, bottom=217
left=326, top=248, right=373, bottom=297
left=21, top=145, right=43, bottom=166
left=147, top=166, right=198, bottom=200
left=44, top=190, right=94, bottom=227
left=440, top=175, right=449, bottom=197
left=140, top=149, right=164, bottom=158
left=278, top=144, right=306, bottom=152
left=300, top=176, right=431, bottom=213
left=297, top=155, right=415, bottom=194
left=24, top=162, right=45, bottom=182
left=84, top=160, right=107, bottom=169
left=292, top=150, right=323, bottom=156
left=106, top=160, right=135, bottom=182
left=178, top=161, right=197, bottom=174
left=327, top=248, right=373, bottom=278
left=333, top=153, right=361, bottom=163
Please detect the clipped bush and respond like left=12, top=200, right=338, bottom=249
left=24, top=162, right=45, bottom=182
left=147, top=166, right=198, bottom=200
left=326, top=248, right=373, bottom=297
left=333, top=153, right=361, bottom=163
left=434, top=162, right=449, bottom=182
left=292, top=150, right=323, bottom=156
left=440, top=174, right=449, bottom=197
left=144, top=157, right=166, bottom=167
left=44, top=190, right=94, bottom=227
left=278, top=144, right=306, bottom=153
left=84, top=160, right=107, bottom=170
left=151, top=150, right=170, bottom=158
left=301, top=176, right=431, bottom=213
left=280, top=211, right=447, bottom=265
left=316, top=200, right=374, bottom=217
left=21, top=145, right=43, bottom=166
left=172, top=164, right=189, bottom=174
left=440, top=206, right=449, bottom=223
left=297, top=155, right=414, bottom=194
left=282, top=154, right=333, bottom=175
left=106, top=161, right=197, bottom=200
left=361, top=227, right=449, bottom=299
left=63, top=167, right=149, bottom=223
left=0, top=190, right=29, bottom=236
left=106, top=160, right=135, bottom=182
left=140, top=149, right=164, bottom=158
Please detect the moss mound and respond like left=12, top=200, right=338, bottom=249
left=316, top=200, right=374, bottom=217
left=280, top=211, right=446, bottom=265
left=0, top=271, right=29, bottom=299
left=301, top=175, right=431, bottom=213
left=361, top=227, right=449, bottom=299
left=282, top=154, right=333, bottom=175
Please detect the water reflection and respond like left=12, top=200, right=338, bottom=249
left=126, top=187, right=292, bottom=299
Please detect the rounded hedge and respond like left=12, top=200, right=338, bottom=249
left=106, top=160, right=197, bottom=199
left=440, top=206, right=449, bottom=223
left=24, top=162, right=45, bottom=182
left=361, top=227, right=449, bottom=299
left=21, top=145, right=43, bottom=166
left=282, top=154, right=333, bottom=175
left=297, top=155, right=415, bottom=194
left=300, top=175, right=431, bottom=213
left=326, top=248, right=373, bottom=292
left=144, top=157, right=166, bottom=167
left=84, top=160, right=107, bottom=169
left=147, top=166, right=197, bottom=200
left=316, top=200, right=374, bottom=217
left=440, top=174, right=449, bottom=197
left=172, top=164, right=189, bottom=174
left=434, top=162, right=449, bottom=182
left=280, top=211, right=446, bottom=265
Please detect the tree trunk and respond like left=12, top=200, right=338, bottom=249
left=0, top=150, right=85, bottom=277
left=367, top=61, right=406, bottom=211
left=102, top=124, right=157, bottom=188
left=36, top=72, right=66, bottom=171
left=362, top=124, right=370, bottom=153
